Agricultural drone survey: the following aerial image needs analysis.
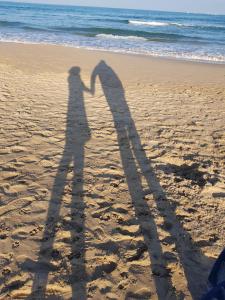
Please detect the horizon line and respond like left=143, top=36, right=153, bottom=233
left=2, top=0, right=225, bottom=16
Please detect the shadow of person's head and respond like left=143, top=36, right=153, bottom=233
left=99, top=60, right=106, bottom=65
left=69, top=66, right=81, bottom=76
left=94, top=60, right=122, bottom=89
left=98, top=60, right=109, bottom=71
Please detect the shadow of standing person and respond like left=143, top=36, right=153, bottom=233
left=30, top=67, right=90, bottom=300
left=90, top=60, right=211, bottom=299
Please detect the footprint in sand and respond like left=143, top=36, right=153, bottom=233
left=125, top=288, right=152, bottom=300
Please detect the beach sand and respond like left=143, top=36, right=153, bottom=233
left=0, top=42, right=225, bottom=299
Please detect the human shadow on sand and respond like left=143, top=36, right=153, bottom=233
left=90, top=60, right=213, bottom=299
left=29, top=67, right=90, bottom=300
left=28, top=61, right=213, bottom=300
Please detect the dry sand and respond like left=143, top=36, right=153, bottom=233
left=0, top=42, right=225, bottom=300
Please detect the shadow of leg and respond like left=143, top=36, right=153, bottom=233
left=117, top=125, right=177, bottom=299
left=129, top=123, right=212, bottom=298
left=70, top=147, right=86, bottom=300
left=31, top=153, right=72, bottom=299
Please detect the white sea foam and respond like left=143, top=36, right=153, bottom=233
left=129, top=20, right=193, bottom=28
left=96, top=34, right=147, bottom=41
left=171, top=22, right=225, bottom=28
left=128, top=20, right=225, bottom=29
left=129, top=20, right=169, bottom=26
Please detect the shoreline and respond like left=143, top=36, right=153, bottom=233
left=0, top=41, right=225, bottom=85
left=1, top=40, right=225, bottom=66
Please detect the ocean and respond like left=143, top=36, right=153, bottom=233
left=1, top=1, right=225, bottom=63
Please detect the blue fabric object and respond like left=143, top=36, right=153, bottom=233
left=209, top=249, right=225, bottom=287
left=201, top=249, right=225, bottom=300
left=201, top=281, right=225, bottom=300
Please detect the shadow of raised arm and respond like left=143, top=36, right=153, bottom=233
left=90, top=65, right=99, bottom=95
